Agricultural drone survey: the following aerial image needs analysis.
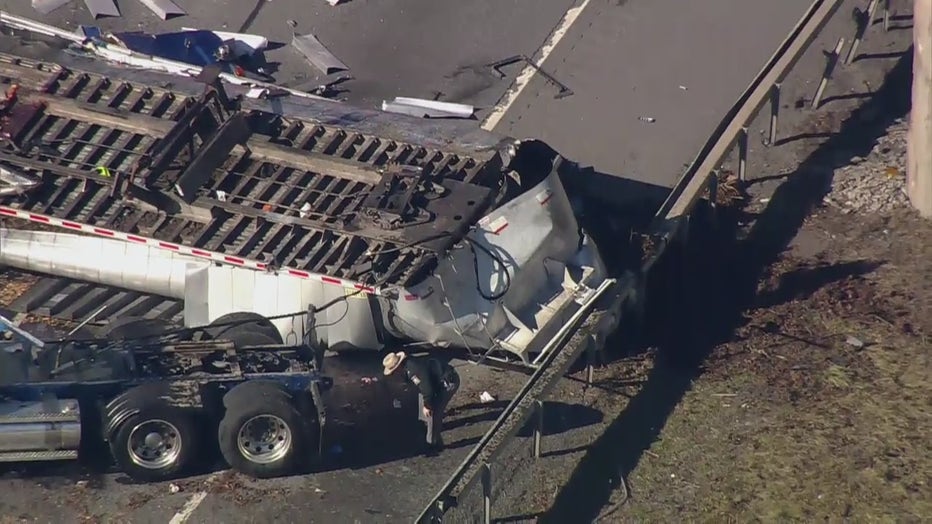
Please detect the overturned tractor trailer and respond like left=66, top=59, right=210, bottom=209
left=0, top=51, right=622, bottom=367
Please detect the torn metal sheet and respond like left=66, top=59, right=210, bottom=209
left=0, top=165, right=42, bottom=197
left=84, top=0, right=120, bottom=18
left=136, top=0, right=186, bottom=20
left=291, top=31, right=348, bottom=74
left=31, top=0, right=72, bottom=15
left=381, top=97, right=474, bottom=119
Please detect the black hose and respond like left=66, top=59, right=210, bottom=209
left=465, top=236, right=511, bottom=301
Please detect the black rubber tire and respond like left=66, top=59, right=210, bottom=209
left=104, top=317, right=175, bottom=341
left=218, top=383, right=313, bottom=479
left=225, top=330, right=280, bottom=349
left=109, top=404, right=200, bottom=482
left=206, top=312, right=282, bottom=344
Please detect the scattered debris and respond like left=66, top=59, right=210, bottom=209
left=488, top=54, right=574, bottom=99
left=137, top=0, right=186, bottom=20
left=84, top=0, right=120, bottom=19
left=479, top=391, right=496, bottom=403
left=678, top=85, right=688, bottom=91
left=360, top=376, right=378, bottom=385
left=169, top=483, right=181, bottom=494
left=31, top=0, right=71, bottom=15
left=845, top=335, right=865, bottom=349
left=74, top=480, right=88, bottom=488
left=381, top=97, right=475, bottom=119
left=110, top=29, right=268, bottom=69
left=638, top=116, right=656, bottom=123
left=290, top=23, right=349, bottom=75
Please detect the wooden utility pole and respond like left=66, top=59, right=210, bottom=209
left=907, top=0, right=932, bottom=217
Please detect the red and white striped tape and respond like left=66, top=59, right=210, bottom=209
left=0, top=205, right=419, bottom=301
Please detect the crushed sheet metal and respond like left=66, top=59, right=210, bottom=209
left=381, top=97, right=474, bottom=119
left=31, top=0, right=71, bottom=15
left=135, top=0, right=186, bottom=20
left=291, top=30, right=349, bottom=74
left=84, top=0, right=120, bottom=18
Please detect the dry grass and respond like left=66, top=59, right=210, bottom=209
left=621, top=247, right=932, bottom=522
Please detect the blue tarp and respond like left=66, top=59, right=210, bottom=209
left=112, top=30, right=228, bottom=67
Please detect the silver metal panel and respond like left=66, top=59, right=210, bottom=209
left=135, top=0, right=185, bottom=20
left=0, top=399, right=81, bottom=453
left=0, top=422, right=82, bottom=452
left=30, top=0, right=72, bottom=17
left=83, top=0, right=120, bottom=18
left=184, top=266, right=382, bottom=351
left=393, top=170, right=609, bottom=358
left=0, top=229, right=209, bottom=299
left=291, top=31, right=349, bottom=74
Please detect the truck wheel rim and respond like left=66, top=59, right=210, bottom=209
left=127, top=419, right=182, bottom=470
left=237, top=414, right=292, bottom=464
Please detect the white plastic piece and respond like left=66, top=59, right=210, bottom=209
left=381, top=97, right=474, bottom=119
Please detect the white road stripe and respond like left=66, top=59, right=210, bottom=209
left=481, top=0, right=592, bottom=131
left=168, top=490, right=208, bottom=524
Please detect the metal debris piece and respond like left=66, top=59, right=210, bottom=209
left=291, top=29, right=348, bottom=75
left=135, top=0, right=186, bottom=20
left=84, top=0, right=120, bottom=18
left=638, top=116, right=656, bottom=123
left=381, top=97, right=474, bottom=119
left=479, top=391, right=496, bottom=403
left=845, top=335, right=865, bottom=349
left=0, top=165, right=42, bottom=197
left=169, top=483, right=181, bottom=493
left=488, top=54, right=573, bottom=99
left=31, top=0, right=72, bottom=15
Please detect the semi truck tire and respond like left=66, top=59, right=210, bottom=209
left=110, top=403, right=200, bottom=482
left=206, top=312, right=283, bottom=345
left=218, top=382, right=314, bottom=479
left=105, top=317, right=175, bottom=341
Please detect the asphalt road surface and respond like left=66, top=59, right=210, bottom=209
left=0, top=0, right=857, bottom=521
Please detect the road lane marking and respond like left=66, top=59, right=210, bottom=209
left=481, top=0, right=592, bottom=131
left=169, top=491, right=207, bottom=524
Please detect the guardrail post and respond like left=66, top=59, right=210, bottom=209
left=768, top=83, right=781, bottom=146
left=533, top=400, right=544, bottom=458
left=812, top=37, right=847, bottom=109
left=846, top=0, right=880, bottom=65
left=708, top=170, right=719, bottom=211
left=882, top=0, right=891, bottom=31
left=586, top=341, right=597, bottom=386
left=481, top=462, right=492, bottom=524
left=737, top=127, right=749, bottom=182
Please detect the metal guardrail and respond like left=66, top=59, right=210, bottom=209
left=415, top=277, right=626, bottom=523
left=412, top=0, right=891, bottom=520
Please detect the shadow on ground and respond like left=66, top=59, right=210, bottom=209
left=538, top=49, right=913, bottom=524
